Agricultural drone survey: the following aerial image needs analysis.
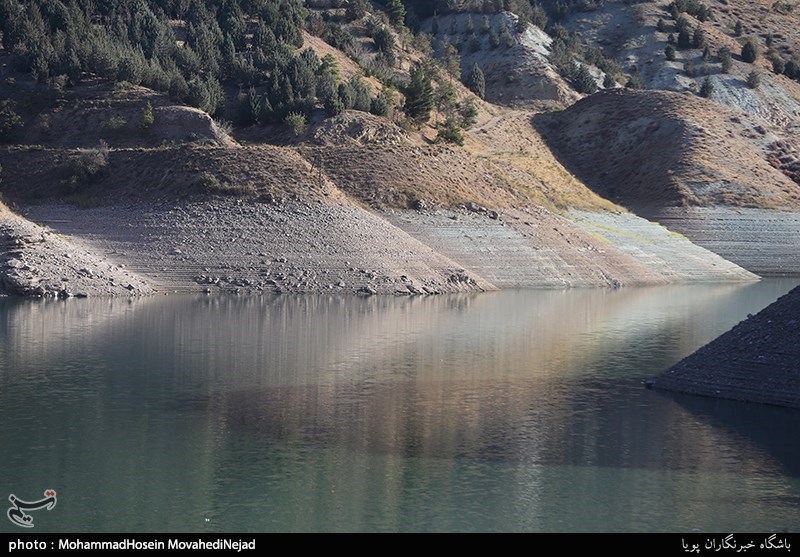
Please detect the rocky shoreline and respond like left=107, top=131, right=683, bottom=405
left=2, top=198, right=760, bottom=299
left=0, top=208, right=152, bottom=298
left=651, top=284, right=800, bottom=409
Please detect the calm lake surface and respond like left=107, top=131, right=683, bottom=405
left=2, top=280, right=800, bottom=533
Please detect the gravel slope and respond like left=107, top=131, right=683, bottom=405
left=8, top=199, right=757, bottom=297
left=652, top=284, right=800, bottom=409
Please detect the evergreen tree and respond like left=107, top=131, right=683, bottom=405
left=699, top=76, right=713, bottom=97
left=404, top=64, right=434, bottom=120
left=692, top=26, right=705, bottom=49
left=771, top=55, right=785, bottom=75
left=386, top=0, right=405, bottom=29
left=784, top=59, right=799, bottom=79
left=489, top=27, right=500, bottom=49
left=665, top=44, right=676, bottom=61
left=141, top=101, right=154, bottom=129
left=677, top=28, right=691, bottom=49
left=719, top=47, right=732, bottom=73
left=346, top=0, right=367, bottom=21
left=465, top=63, right=486, bottom=99
left=734, top=19, right=743, bottom=37
left=741, top=39, right=759, bottom=63
left=574, top=65, right=597, bottom=94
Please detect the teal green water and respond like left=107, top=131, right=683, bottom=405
left=2, top=280, right=800, bottom=532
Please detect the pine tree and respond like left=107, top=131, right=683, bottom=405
left=699, top=76, right=713, bottom=97
left=465, top=63, right=486, bottom=99
left=665, top=44, right=676, bottom=61
left=404, top=64, right=434, bottom=120
left=387, top=0, right=405, bottom=29
left=141, top=101, right=154, bottom=129
left=741, top=39, right=759, bottom=63
left=574, top=65, right=597, bottom=94
left=719, top=47, right=732, bottom=73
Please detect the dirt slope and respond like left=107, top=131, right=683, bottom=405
left=535, top=88, right=800, bottom=210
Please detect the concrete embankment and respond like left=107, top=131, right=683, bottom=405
left=652, top=284, right=800, bottom=409
left=8, top=199, right=757, bottom=298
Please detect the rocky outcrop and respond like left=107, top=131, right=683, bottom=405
left=651, top=285, right=800, bottom=409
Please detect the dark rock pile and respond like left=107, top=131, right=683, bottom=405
left=651, top=285, right=800, bottom=409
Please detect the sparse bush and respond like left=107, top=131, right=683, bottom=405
left=141, top=102, right=154, bottom=129
left=436, top=117, right=464, bottom=146
left=746, top=70, right=760, bottom=88
left=197, top=171, right=220, bottom=192
left=626, top=74, right=644, bottom=89
left=699, top=76, right=714, bottom=97
left=0, top=101, right=23, bottom=143
left=284, top=111, right=307, bottom=137
left=67, top=142, right=110, bottom=188
left=103, top=116, right=127, bottom=132
left=770, top=55, right=785, bottom=75
left=683, top=57, right=697, bottom=77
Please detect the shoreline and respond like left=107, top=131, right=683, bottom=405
left=2, top=198, right=762, bottom=299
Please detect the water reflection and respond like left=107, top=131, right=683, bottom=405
left=1, top=280, right=799, bottom=532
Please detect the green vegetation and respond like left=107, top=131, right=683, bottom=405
left=464, top=64, right=486, bottom=99
left=404, top=64, right=434, bottom=121
left=65, top=142, right=109, bottom=191
left=141, top=102, right=154, bottom=129
left=0, top=100, right=23, bottom=142
left=741, top=39, right=759, bottom=63
left=699, top=77, right=714, bottom=97
left=436, top=117, right=464, bottom=146
left=718, top=47, right=733, bottom=73
left=746, top=70, right=761, bottom=89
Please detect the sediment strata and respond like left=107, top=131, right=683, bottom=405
left=0, top=209, right=152, bottom=297
left=643, top=207, right=800, bottom=276
left=651, top=285, right=800, bottom=409
left=9, top=199, right=757, bottom=298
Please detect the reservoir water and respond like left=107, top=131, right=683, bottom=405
left=2, top=280, right=800, bottom=533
